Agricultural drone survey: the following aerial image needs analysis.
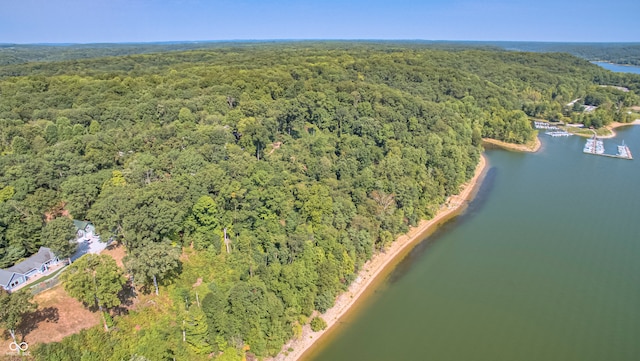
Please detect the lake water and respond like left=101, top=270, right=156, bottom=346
left=593, top=62, right=640, bottom=74
left=310, top=126, right=640, bottom=361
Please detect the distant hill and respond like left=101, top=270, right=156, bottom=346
left=0, top=41, right=247, bottom=65
left=2, top=40, right=640, bottom=66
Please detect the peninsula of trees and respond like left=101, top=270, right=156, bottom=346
left=0, top=44, right=638, bottom=360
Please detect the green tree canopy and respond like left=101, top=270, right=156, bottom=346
left=41, top=217, right=77, bottom=259
left=3, top=43, right=638, bottom=360
left=0, top=289, right=37, bottom=344
left=123, top=241, right=181, bottom=295
left=61, top=254, right=125, bottom=330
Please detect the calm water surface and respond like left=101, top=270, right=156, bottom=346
left=593, top=62, right=640, bottom=74
left=311, top=126, right=640, bottom=361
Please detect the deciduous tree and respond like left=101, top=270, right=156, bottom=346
left=0, top=289, right=37, bottom=345
left=61, top=254, right=125, bottom=330
left=41, top=217, right=77, bottom=259
left=124, top=241, right=181, bottom=295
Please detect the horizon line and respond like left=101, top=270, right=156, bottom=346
left=2, top=39, right=640, bottom=47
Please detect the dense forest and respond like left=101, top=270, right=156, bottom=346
left=3, top=41, right=640, bottom=66
left=0, top=42, right=244, bottom=66
left=1, top=44, right=639, bottom=360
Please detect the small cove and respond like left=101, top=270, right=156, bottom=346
left=593, top=62, right=640, bottom=74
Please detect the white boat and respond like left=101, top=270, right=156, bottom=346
left=583, top=137, right=604, bottom=154
left=617, top=141, right=630, bottom=158
left=546, top=131, right=572, bottom=137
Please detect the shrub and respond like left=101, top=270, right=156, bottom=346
left=310, top=317, right=327, bottom=332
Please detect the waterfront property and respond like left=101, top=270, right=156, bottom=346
left=0, top=247, right=60, bottom=292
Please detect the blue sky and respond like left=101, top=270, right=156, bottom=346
left=1, top=0, right=639, bottom=43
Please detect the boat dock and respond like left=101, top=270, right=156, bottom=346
left=616, top=141, right=633, bottom=160
left=583, top=137, right=604, bottom=154
left=583, top=137, right=633, bottom=160
left=587, top=152, right=633, bottom=160
left=546, top=131, right=572, bottom=137
left=534, top=121, right=559, bottom=130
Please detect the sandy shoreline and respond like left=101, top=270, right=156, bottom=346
left=601, top=119, right=640, bottom=138
left=270, top=155, right=488, bottom=361
left=482, top=137, right=541, bottom=153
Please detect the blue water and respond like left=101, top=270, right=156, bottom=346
left=593, top=62, right=640, bottom=74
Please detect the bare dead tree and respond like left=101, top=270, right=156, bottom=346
left=370, top=190, right=396, bottom=216
left=226, top=96, right=236, bottom=109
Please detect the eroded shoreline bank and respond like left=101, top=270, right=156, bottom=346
left=270, top=155, right=488, bottom=361
left=482, top=137, right=541, bottom=153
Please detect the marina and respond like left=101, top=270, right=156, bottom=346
left=615, top=141, right=633, bottom=159
left=545, top=131, right=572, bottom=137
left=535, top=120, right=633, bottom=160
left=534, top=121, right=559, bottom=130
left=583, top=137, right=604, bottom=154
left=583, top=136, right=632, bottom=160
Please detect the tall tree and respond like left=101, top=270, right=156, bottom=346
left=60, top=171, right=110, bottom=220
left=124, top=241, right=181, bottom=296
left=185, top=195, right=221, bottom=251
left=61, top=254, right=125, bottom=330
left=184, top=306, right=212, bottom=355
left=41, top=217, right=77, bottom=260
left=0, top=289, right=37, bottom=345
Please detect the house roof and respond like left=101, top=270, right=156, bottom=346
left=6, top=247, right=57, bottom=274
left=73, top=220, right=92, bottom=231
left=0, top=269, right=15, bottom=287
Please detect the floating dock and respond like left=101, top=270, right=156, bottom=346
left=583, top=137, right=632, bottom=160
left=588, top=152, right=633, bottom=160
left=615, top=141, right=633, bottom=160
left=583, top=137, right=604, bottom=154
left=546, top=131, right=572, bottom=137
left=534, top=121, right=559, bottom=130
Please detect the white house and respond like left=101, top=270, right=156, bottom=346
left=73, top=220, right=98, bottom=242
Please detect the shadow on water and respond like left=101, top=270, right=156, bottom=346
left=459, top=165, right=497, bottom=220
left=387, top=166, right=497, bottom=284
